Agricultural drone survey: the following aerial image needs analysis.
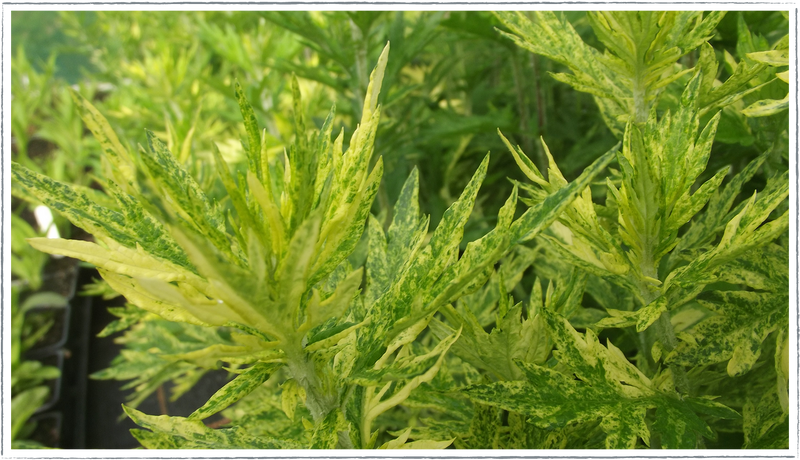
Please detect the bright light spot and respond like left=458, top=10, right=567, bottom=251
left=46, top=226, right=60, bottom=240
left=34, top=205, right=58, bottom=238
left=97, top=82, right=116, bottom=92
left=34, top=205, right=63, bottom=257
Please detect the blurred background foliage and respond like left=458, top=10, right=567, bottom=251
left=12, top=11, right=787, bottom=240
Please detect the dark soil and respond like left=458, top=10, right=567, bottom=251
left=26, top=137, right=58, bottom=162
left=706, top=430, right=745, bottom=449
left=27, top=412, right=62, bottom=448
left=70, top=225, right=94, bottom=243
left=41, top=256, right=79, bottom=299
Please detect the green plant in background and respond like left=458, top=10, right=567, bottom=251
left=10, top=181, right=68, bottom=449
left=17, top=11, right=616, bottom=234
left=11, top=214, right=49, bottom=291
left=708, top=14, right=791, bottom=175
left=11, top=49, right=56, bottom=172
left=10, top=287, right=67, bottom=449
left=11, top=46, right=102, bottom=187
left=9, top=10, right=789, bottom=450
left=11, top=45, right=104, bottom=246
left=10, top=11, right=95, bottom=84
left=258, top=11, right=588, bottom=224
left=56, top=13, right=251, bottom=187
left=9, top=43, right=94, bottom=450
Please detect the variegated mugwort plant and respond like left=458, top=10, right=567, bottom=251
left=10, top=10, right=790, bottom=450
left=12, top=41, right=615, bottom=448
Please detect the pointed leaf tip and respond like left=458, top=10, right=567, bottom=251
left=364, top=42, right=391, bottom=116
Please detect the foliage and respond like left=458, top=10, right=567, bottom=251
left=11, top=48, right=102, bottom=241
left=9, top=10, right=789, bottom=450
left=461, top=10, right=789, bottom=448
left=10, top=287, right=67, bottom=448
left=11, top=214, right=49, bottom=291
left=12, top=41, right=612, bottom=448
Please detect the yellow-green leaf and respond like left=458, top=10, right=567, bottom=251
left=745, top=49, right=788, bottom=67
left=27, top=238, right=198, bottom=283
left=378, top=427, right=452, bottom=449
left=280, top=378, right=306, bottom=420
left=124, top=406, right=300, bottom=449
left=189, top=362, right=280, bottom=421
left=741, top=94, right=789, bottom=117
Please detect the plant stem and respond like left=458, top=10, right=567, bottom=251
left=157, top=384, right=168, bottom=415
left=205, top=417, right=231, bottom=429
left=284, top=344, right=338, bottom=424
left=654, top=311, right=691, bottom=395
left=361, top=386, right=375, bottom=449
left=632, top=68, right=648, bottom=124
left=526, top=11, right=547, bottom=171
left=629, top=56, right=691, bottom=391
left=637, top=271, right=691, bottom=396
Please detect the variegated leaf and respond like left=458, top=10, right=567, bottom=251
left=234, top=80, right=263, bottom=181
left=124, top=406, right=301, bottom=449
left=142, top=131, right=237, bottom=264
left=69, top=88, right=137, bottom=189
left=309, top=409, right=344, bottom=449
left=378, top=427, right=454, bottom=449
left=743, top=388, right=789, bottom=448
left=352, top=327, right=461, bottom=386
left=27, top=238, right=198, bottom=283
left=463, top=307, right=738, bottom=448
left=189, top=362, right=281, bottom=420
left=667, top=244, right=788, bottom=377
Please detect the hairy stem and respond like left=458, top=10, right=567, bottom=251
left=653, top=311, right=691, bottom=394
left=632, top=77, right=648, bottom=124
left=637, top=270, right=691, bottom=396
left=284, top=344, right=338, bottom=424
left=285, top=346, right=362, bottom=449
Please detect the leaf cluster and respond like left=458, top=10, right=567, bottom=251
left=9, top=10, right=789, bottom=450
